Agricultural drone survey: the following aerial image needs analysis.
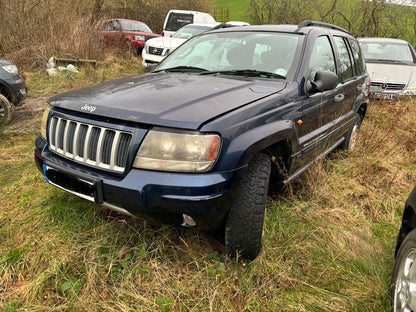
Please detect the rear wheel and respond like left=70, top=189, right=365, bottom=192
left=390, top=228, right=416, bottom=312
left=0, top=94, right=13, bottom=128
left=341, top=114, right=361, bottom=152
left=225, top=153, right=271, bottom=260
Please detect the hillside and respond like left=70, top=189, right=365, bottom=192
left=214, top=0, right=250, bottom=21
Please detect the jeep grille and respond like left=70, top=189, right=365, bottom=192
left=48, top=116, right=132, bottom=173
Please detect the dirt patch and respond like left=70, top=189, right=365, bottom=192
left=3, top=96, right=47, bottom=135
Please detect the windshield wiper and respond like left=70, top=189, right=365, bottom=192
left=200, top=69, right=286, bottom=79
left=158, top=66, right=208, bottom=73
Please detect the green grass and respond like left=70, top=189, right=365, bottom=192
left=214, top=0, right=251, bottom=22
left=25, top=54, right=145, bottom=97
left=1, top=59, right=413, bottom=311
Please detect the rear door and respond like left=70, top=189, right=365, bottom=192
left=331, top=36, right=367, bottom=136
left=102, top=20, right=123, bottom=47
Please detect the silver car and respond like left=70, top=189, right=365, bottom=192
left=359, top=37, right=416, bottom=99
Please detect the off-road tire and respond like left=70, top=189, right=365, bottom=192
left=0, top=94, right=13, bottom=128
left=390, top=228, right=416, bottom=311
left=225, top=153, right=271, bottom=260
left=341, top=114, right=361, bottom=152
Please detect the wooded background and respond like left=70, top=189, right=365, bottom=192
left=1, top=0, right=415, bottom=69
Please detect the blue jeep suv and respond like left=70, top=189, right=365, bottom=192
left=35, top=21, right=369, bottom=259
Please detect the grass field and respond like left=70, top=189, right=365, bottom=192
left=214, top=0, right=250, bottom=21
left=0, top=57, right=414, bottom=311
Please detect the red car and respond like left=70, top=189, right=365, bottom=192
left=101, top=19, right=161, bottom=55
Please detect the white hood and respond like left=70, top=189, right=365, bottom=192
left=366, top=62, right=416, bottom=87
left=146, top=36, right=186, bottom=51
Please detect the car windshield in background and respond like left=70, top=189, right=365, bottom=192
left=173, top=25, right=212, bottom=40
left=120, top=20, right=152, bottom=33
left=360, top=41, right=415, bottom=63
left=155, top=31, right=302, bottom=80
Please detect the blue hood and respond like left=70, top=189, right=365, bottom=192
left=48, top=72, right=287, bottom=129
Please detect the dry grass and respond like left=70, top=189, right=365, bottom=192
left=0, top=0, right=214, bottom=71
left=1, top=69, right=414, bottom=311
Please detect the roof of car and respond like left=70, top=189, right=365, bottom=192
left=358, top=37, right=411, bottom=44
left=166, top=9, right=212, bottom=15
left=205, top=23, right=352, bottom=37
left=180, top=23, right=220, bottom=28
left=105, top=18, right=146, bottom=24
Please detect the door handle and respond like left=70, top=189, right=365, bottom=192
left=334, top=94, right=345, bottom=102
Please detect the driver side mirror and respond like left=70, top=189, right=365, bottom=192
left=306, top=71, right=338, bottom=94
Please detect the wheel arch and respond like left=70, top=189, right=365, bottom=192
left=215, top=120, right=296, bottom=174
left=357, top=101, right=367, bottom=122
left=0, top=81, right=13, bottom=104
left=395, top=186, right=416, bottom=257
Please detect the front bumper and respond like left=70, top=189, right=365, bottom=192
left=34, top=136, right=241, bottom=229
left=369, top=83, right=416, bottom=100
left=141, top=49, right=165, bottom=66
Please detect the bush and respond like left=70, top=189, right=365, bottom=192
left=0, top=0, right=213, bottom=70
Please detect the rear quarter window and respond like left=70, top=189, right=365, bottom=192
left=348, top=38, right=366, bottom=75
left=334, top=36, right=354, bottom=81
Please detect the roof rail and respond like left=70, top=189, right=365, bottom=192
left=298, top=20, right=350, bottom=34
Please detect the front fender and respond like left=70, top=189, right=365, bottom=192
left=215, top=119, right=297, bottom=170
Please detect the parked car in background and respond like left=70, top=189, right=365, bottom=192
left=35, top=21, right=368, bottom=260
left=162, top=9, right=216, bottom=37
left=0, top=60, right=27, bottom=127
left=101, top=19, right=161, bottom=55
left=142, top=23, right=220, bottom=66
left=359, top=37, right=416, bottom=99
left=390, top=186, right=416, bottom=312
left=143, top=22, right=250, bottom=67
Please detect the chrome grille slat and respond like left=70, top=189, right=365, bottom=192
left=48, top=116, right=132, bottom=173
left=84, top=125, right=93, bottom=164
left=110, top=131, right=121, bottom=170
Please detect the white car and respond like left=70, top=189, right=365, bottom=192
left=142, top=23, right=219, bottom=67
left=162, top=10, right=217, bottom=38
left=359, top=37, right=416, bottom=99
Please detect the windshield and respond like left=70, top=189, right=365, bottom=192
left=156, top=31, right=302, bottom=80
left=120, top=20, right=152, bottom=33
left=360, top=41, right=415, bottom=63
left=173, top=25, right=213, bottom=40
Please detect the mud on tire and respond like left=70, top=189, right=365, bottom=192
left=0, top=94, right=13, bottom=128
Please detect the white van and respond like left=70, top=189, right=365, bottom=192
left=162, top=10, right=216, bottom=37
